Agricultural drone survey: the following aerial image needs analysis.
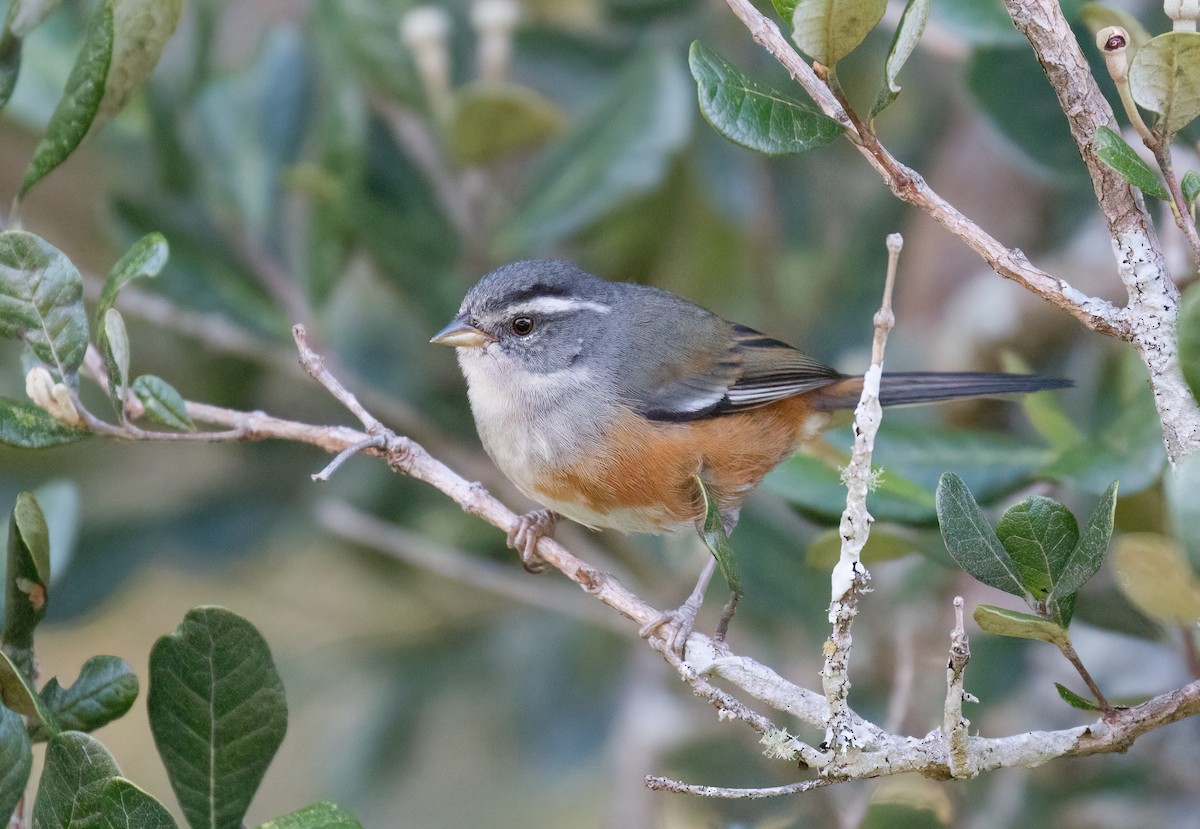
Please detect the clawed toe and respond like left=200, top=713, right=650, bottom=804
left=506, top=509, right=557, bottom=573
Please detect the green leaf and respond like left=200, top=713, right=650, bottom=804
left=805, top=527, right=917, bottom=569
left=96, top=232, right=169, bottom=326
left=765, top=453, right=937, bottom=524
left=501, top=49, right=692, bottom=251
left=696, top=476, right=742, bottom=597
left=870, top=0, right=929, bottom=119
left=1167, top=453, right=1200, bottom=572
left=131, top=375, right=195, bottom=431
left=19, top=0, right=114, bottom=196
left=447, top=82, right=566, bottom=166
left=1051, top=481, right=1117, bottom=602
left=935, top=473, right=1027, bottom=599
left=148, top=607, right=288, bottom=829
left=100, top=307, right=130, bottom=415
left=0, top=230, right=89, bottom=378
left=0, top=26, right=20, bottom=110
left=1078, top=4, right=1152, bottom=53
left=0, top=648, right=58, bottom=733
left=37, top=655, right=138, bottom=737
left=0, top=397, right=88, bottom=447
left=1112, top=533, right=1200, bottom=624
left=973, top=604, right=1068, bottom=647
left=99, top=778, right=178, bottom=829
left=32, top=731, right=121, bottom=829
left=0, top=704, right=33, bottom=821
left=1183, top=170, right=1200, bottom=205
left=1093, top=126, right=1170, bottom=200
left=1129, top=32, right=1200, bottom=138
left=689, top=40, right=844, bottom=157
left=4, top=492, right=50, bottom=669
left=91, top=0, right=183, bottom=134
left=995, top=496, right=1079, bottom=611
left=1181, top=283, right=1200, bottom=404
left=1054, top=681, right=1101, bottom=712
left=792, top=0, right=887, bottom=67
left=769, top=1, right=798, bottom=22
left=256, top=802, right=364, bottom=829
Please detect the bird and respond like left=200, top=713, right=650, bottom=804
left=432, top=259, right=1069, bottom=653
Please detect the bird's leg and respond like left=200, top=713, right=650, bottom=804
left=639, top=554, right=717, bottom=658
left=506, top=508, right=557, bottom=573
left=713, top=589, right=741, bottom=644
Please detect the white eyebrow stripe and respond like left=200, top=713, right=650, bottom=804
left=511, top=297, right=612, bottom=316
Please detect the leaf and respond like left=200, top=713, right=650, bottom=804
left=37, top=655, right=138, bottom=737
left=1093, top=126, right=1170, bottom=200
left=688, top=40, right=844, bottom=157
left=765, top=452, right=937, bottom=524
left=0, top=704, right=33, bottom=821
left=1181, top=283, right=1200, bottom=405
left=0, top=230, right=89, bottom=378
left=91, top=0, right=183, bottom=134
left=1167, top=453, right=1200, bottom=572
left=0, top=397, right=88, bottom=447
left=0, top=25, right=20, bottom=109
left=769, top=1, right=798, bottom=21
left=935, top=473, right=1027, bottom=598
left=32, top=731, right=121, bottom=829
left=1054, top=681, right=1102, bottom=712
left=792, top=0, right=887, bottom=67
left=131, top=375, right=195, bottom=431
left=99, top=778, right=178, bottom=829
left=1129, top=32, right=1200, bottom=138
left=19, top=0, right=114, bottom=196
left=1050, top=481, right=1117, bottom=602
left=1183, top=170, right=1200, bottom=205
left=1112, top=534, right=1200, bottom=624
left=96, top=232, right=169, bottom=326
left=0, top=648, right=58, bottom=733
left=100, top=307, right=130, bottom=415
left=148, top=606, right=288, bottom=829
left=4, top=492, right=50, bottom=667
left=995, top=496, right=1079, bottom=620
left=696, top=476, right=742, bottom=596
left=501, top=49, right=692, bottom=251
left=447, top=82, right=565, bottom=166
left=256, top=802, right=364, bottom=829
left=870, top=0, right=930, bottom=119
left=973, top=604, right=1068, bottom=647
left=805, top=527, right=917, bottom=569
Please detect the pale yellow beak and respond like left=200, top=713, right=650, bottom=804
left=430, top=317, right=494, bottom=348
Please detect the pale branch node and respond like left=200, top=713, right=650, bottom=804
left=720, top=0, right=1200, bottom=463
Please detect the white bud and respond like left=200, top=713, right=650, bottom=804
left=401, top=5, right=453, bottom=114
left=25, top=366, right=85, bottom=426
left=1165, top=0, right=1199, bottom=32
left=471, top=0, right=521, bottom=83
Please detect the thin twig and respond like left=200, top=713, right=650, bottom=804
left=943, top=597, right=973, bottom=779
left=644, top=776, right=835, bottom=798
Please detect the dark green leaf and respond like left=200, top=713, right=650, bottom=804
left=792, top=0, right=887, bottom=67
left=131, top=375, right=195, bottom=431
left=696, top=476, right=741, bottom=596
left=91, top=0, right=183, bottom=134
left=973, top=604, right=1068, bottom=646
left=1183, top=170, right=1200, bottom=204
left=256, top=802, right=364, bottom=829
left=96, top=232, right=169, bottom=326
left=99, top=778, right=178, bottom=829
left=0, top=648, right=58, bottom=733
left=995, top=496, right=1079, bottom=603
left=149, top=607, right=288, bottom=829
left=0, top=704, right=33, bottom=820
left=1054, top=681, right=1101, bottom=711
left=32, top=731, right=121, bottom=829
left=1181, top=283, right=1200, bottom=405
left=4, top=492, right=50, bottom=668
left=936, top=473, right=1027, bottom=598
left=502, top=49, right=691, bottom=251
left=1129, top=32, right=1200, bottom=137
left=1051, top=481, right=1117, bottom=603
left=0, top=230, right=89, bottom=378
left=447, top=82, right=565, bottom=165
left=20, top=0, right=114, bottom=196
left=37, top=655, right=138, bottom=737
left=689, top=40, right=843, bottom=156
left=870, top=0, right=930, bottom=119
left=0, top=26, right=20, bottom=109
left=0, top=397, right=88, bottom=447
left=1094, top=126, right=1170, bottom=199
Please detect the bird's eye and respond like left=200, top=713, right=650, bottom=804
left=511, top=316, right=534, bottom=336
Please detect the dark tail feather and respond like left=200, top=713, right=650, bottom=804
left=812, top=371, right=1072, bottom=411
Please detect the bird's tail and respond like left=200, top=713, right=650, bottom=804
left=811, top=371, right=1071, bottom=411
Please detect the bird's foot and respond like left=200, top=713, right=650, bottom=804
left=638, top=594, right=704, bottom=659
left=506, top=509, right=557, bottom=573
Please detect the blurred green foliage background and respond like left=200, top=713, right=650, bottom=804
left=1, top=0, right=1198, bottom=826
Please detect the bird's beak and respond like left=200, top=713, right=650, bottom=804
left=430, top=317, right=494, bottom=348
